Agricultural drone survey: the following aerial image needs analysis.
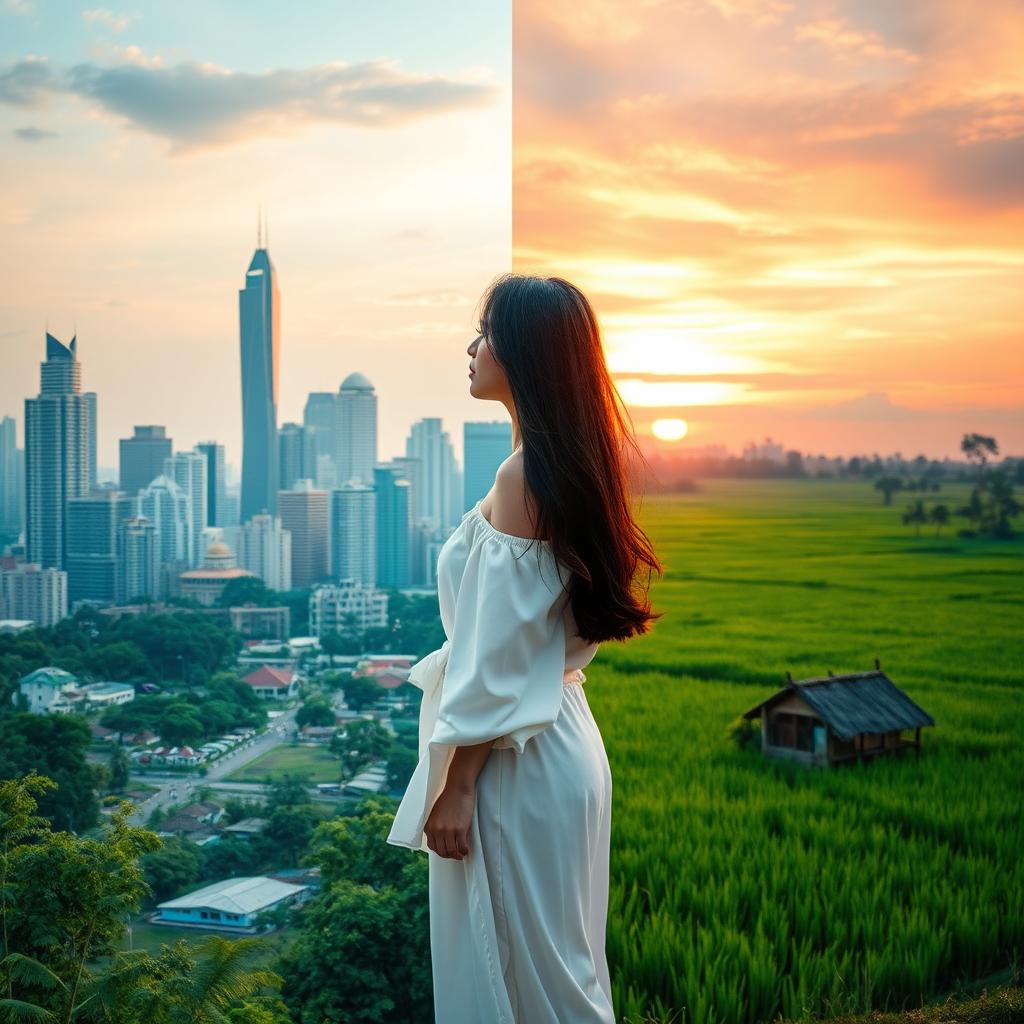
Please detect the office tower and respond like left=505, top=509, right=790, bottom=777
left=329, top=481, right=375, bottom=586
left=0, top=417, right=18, bottom=534
left=303, top=392, right=336, bottom=485
left=164, top=451, right=207, bottom=566
left=24, top=332, right=93, bottom=569
left=278, top=481, right=329, bottom=590
left=336, top=373, right=377, bottom=487
left=239, top=221, right=280, bottom=521
left=120, top=515, right=159, bottom=602
left=195, top=441, right=226, bottom=527
left=137, top=475, right=191, bottom=566
left=119, top=426, right=172, bottom=497
left=85, top=392, right=97, bottom=492
left=236, top=512, right=292, bottom=592
left=0, top=563, right=67, bottom=627
left=278, top=422, right=315, bottom=492
left=374, top=466, right=411, bottom=589
left=405, top=417, right=458, bottom=532
left=65, top=491, right=132, bottom=606
left=464, top=421, right=514, bottom=510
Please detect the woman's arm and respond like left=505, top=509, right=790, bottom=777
left=424, top=739, right=496, bottom=860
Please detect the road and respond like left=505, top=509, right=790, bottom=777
left=126, top=705, right=299, bottom=825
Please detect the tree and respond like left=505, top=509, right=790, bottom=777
left=901, top=499, right=928, bottom=538
left=295, top=697, right=335, bottom=729
left=961, top=432, right=998, bottom=482
left=385, top=745, right=418, bottom=793
left=929, top=503, right=950, bottom=536
left=266, top=775, right=310, bottom=810
left=0, top=774, right=281, bottom=1024
left=342, top=676, right=383, bottom=713
left=218, top=577, right=272, bottom=609
left=159, top=703, right=205, bottom=746
left=108, top=744, right=130, bottom=793
left=329, top=719, right=392, bottom=781
left=279, top=799, right=430, bottom=1023
left=873, top=476, right=903, bottom=506
left=263, top=805, right=322, bottom=866
left=141, top=835, right=202, bottom=902
left=0, top=714, right=100, bottom=832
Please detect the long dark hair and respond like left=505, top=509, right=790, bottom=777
left=476, top=272, right=664, bottom=644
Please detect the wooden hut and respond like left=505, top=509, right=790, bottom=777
left=741, top=659, right=935, bottom=767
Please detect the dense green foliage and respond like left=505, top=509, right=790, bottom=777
left=588, top=479, right=1023, bottom=1023
left=278, top=798, right=430, bottom=1023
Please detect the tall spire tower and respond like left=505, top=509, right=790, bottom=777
left=239, top=213, right=280, bottom=521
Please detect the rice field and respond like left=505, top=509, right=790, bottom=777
left=587, top=479, right=1024, bottom=1024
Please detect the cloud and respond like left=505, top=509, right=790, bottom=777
left=81, top=8, right=137, bottom=33
left=12, top=124, right=57, bottom=141
left=0, top=53, right=500, bottom=152
left=5, top=0, right=33, bottom=14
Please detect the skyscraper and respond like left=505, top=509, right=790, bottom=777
left=24, top=332, right=94, bottom=569
left=120, top=516, right=159, bottom=603
left=374, top=466, right=411, bottom=589
left=0, top=416, right=19, bottom=535
left=66, top=490, right=132, bottom=606
left=278, top=422, right=315, bottom=492
left=236, top=512, right=292, bottom=592
left=239, top=219, right=280, bottom=522
left=194, top=441, right=226, bottom=528
left=279, top=482, right=329, bottom=590
left=336, top=373, right=377, bottom=487
left=464, top=420, right=514, bottom=510
left=119, top=426, right=172, bottom=496
left=329, top=481, right=375, bottom=586
left=405, top=417, right=458, bottom=532
left=164, top=451, right=207, bottom=566
left=137, top=475, right=191, bottom=568
left=303, top=392, right=336, bottom=485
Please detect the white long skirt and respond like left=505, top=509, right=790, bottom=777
left=427, top=678, right=616, bottom=1023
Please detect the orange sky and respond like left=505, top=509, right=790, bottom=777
left=512, top=0, right=1024, bottom=459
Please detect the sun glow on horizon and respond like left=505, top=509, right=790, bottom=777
left=651, top=418, right=689, bottom=442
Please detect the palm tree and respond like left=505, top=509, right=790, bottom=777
left=929, top=504, right=950, bottom=536
left=902, top=499, right=928, bottom=538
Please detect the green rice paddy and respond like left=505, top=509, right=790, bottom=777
left=587, top=479, right=1023, bottom=1024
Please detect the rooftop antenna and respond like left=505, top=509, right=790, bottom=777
left=265, top=205, right=269, bottom=249
left=257, top=204, right=263, bottom=248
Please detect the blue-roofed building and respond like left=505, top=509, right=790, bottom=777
left=156, top=876, right=308, bottom=932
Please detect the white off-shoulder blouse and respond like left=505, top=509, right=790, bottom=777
left=386, top=499, right=600, bottom=852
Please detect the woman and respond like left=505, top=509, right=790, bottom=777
left=386, top=273, right=662, bottom=1023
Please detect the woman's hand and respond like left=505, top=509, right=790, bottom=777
left=424, top=782, right=476, bottom=860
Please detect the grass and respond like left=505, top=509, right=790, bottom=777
left=223, top=743, right=341, bottom=784
left=585, top=479, right=1024, bottom=1024
left=119, top=918, right=298, bottom=968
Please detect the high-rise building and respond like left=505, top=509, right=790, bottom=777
left=0, top=416, right=20, bottom=534
left=329, top=481, right=375, bottom=586
left=24, top=332, right=94, bottom=569
left=464, top=421, right=513, bottom=511
left=303, top=392, right=336, bottom=485
left=65, top=490, right=133, bottom=606
left=239, top=224, right=280, bottom=521
left=236, top=512, right=292, bottom=592
left=119, top=515, right=159, bottom=602
left=195, top=442, right=227, bottom=528
left=278, top=422, right=315, bottom=492
left=278, top=482, right=329, bottom=590
left=405, top=417, right=458, bottom=532
left=309, top=578, right=388, bottom=638
left=335, top=373, right=377, bottom=487
left=119, top=425, right=172, bottom=497
left=137, top=474, right=191, bottom=567
left=0, top=563, right=67, bottom=627
left=164, top=451, right=207, bottom=566
left=374, top=466, right=411, bottom=590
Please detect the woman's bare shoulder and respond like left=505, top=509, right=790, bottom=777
left=489, top=453, right=546, bottom=540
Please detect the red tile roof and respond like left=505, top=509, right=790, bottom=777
left=242, top=666, right=295, bottom=688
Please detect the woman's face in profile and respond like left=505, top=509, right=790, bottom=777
left=467, top=321, right=509, bottom=401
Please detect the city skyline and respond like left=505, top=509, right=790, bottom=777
left=0, top=1, right=511, bottom=467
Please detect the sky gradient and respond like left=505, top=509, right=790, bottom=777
left=1, top=0, right=510, bottom=471
left=513, top=0, right=1024, bottom=458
